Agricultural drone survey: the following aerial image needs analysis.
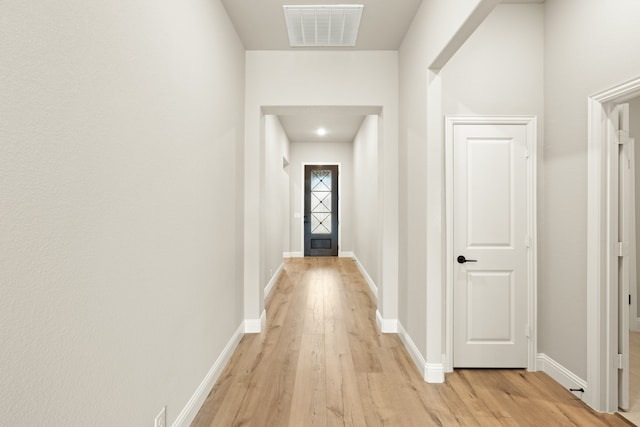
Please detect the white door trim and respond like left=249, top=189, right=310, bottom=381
left=586, top=76, right=640, bottom=412
left=444, top=116, right=538, bottom=372
left=301, top=162, right=342, bottom=257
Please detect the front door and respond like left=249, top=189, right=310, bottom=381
left=304, top=165, right=338, bottom=257
left=452, top=121, right=530, bottom=368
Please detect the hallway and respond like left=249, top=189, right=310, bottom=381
left=191, top=258, right=629, bottom=426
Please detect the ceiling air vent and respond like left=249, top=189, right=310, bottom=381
left=283, top=4, right=364, bottom=47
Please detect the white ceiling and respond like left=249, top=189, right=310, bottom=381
left=279, top=113, right=365, bottom=143
left=223, top=0, right=543, bottom=51
left=264, top=106, right=380, bottom=143
left=221, top=0, right=423, bottom=51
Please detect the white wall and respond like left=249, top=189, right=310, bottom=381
left=543, top=0, right=640, bottom=381
left=263, top=116, right=290, bottom=288
left=441, top=4, right=544, bottom=119
left=398, top=0, right=494, bottom=373
left=0, top=1, right=245, bottom=425
left=353, top=116, right=381, bottom=285
left=289, top=141, right=354, bottom=255
left=245, top=51, right=399, bottom=324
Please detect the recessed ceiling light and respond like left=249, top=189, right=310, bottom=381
left=283, top=4, right=364, bottom=48
left=317, top=128, right=327, bottom=136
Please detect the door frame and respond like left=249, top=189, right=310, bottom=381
left=587, top=76, right=640, bottom=412
left=444, top=115, right=538, bottom=372
left=301, top=162, right=342, bottom=257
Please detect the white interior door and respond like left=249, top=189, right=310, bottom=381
left=616, top=103, right=634, bottom=411
left=452, top=123, right=529, bottom=368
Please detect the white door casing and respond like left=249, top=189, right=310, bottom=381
left=445, top=116, right=537, bottom=371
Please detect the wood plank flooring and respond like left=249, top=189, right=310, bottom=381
left=620, top=331, right=640, bottom=424
left=191, top=257, right=631, bottom=426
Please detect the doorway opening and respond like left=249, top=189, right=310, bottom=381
left=586, top=76, right=640, bottom=413
left=607, top=96, right=640, bottom=424
left=627, top=98, right=640, bottom=424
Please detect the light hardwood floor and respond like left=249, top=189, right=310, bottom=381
left=192, top=257, right=631, bottom=426
left=620, top=331, right=640, bottom=425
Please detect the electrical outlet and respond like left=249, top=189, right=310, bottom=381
left=154, top=406, right=166, bottom=427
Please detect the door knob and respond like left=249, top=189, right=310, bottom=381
left=457, top=255, right=477, bottom=264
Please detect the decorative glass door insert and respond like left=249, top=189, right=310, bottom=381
left=310, top=170, right=332, bottom=234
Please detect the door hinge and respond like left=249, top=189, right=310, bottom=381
left=618, top=130, right=631, bottom=145
left=630, top=294, right=632, bottom=305
left=618, top=353, right=624, bottom=370
left=618, top=242, right=628, bottom=257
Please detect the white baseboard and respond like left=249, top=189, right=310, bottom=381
left=339, top=251, right=355, bottom=258
left=172, top=323, right=244, bottom=427
left=376, top=310, right=398, bottom=333
left=425, top=363, right=445, bottom=383
left=244, top=310, right=266, bottom=333
left=283, top=251, right=303, bottom=258
left=264, top=263, right=283, bottom=299
left=397, top=321, right=444, bottom=383
left=633, top=317, right=640, bottom=332
left=537, top=353, right=587, bottom=398
left=397, top=321, right=427, bottom=379
left=353, top=254, right=378, bottom=300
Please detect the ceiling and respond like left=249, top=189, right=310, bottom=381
left=221, top=0, right=423, bottom=51
left=279, top=113, right=365, bottom=143
left=230, top=0, right=543, bottom=144
left=264, top=106, right=380, bottom=143
left=222, top=0, right=544, bottom=51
